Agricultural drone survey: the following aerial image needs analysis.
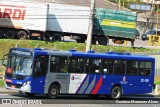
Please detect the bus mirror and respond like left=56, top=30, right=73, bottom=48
left=2, top=54, right=8, bottom=66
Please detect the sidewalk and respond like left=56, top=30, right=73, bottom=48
left=0, top=87, right=18, bottom=94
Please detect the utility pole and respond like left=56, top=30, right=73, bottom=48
left=156, top=0, right=159, bottom=36
left=118, top=0, right=121, bottom=10
left=86, top=0, right=96, bottom=52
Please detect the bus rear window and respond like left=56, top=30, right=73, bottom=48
left=139, top=61, right=152, bottom=76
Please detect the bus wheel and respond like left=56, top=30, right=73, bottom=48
left=5, top=30, right=15, bottom=39
left=48, top=84, right=59, bottom=99
left=25, top=92, right=34, bottom=97
left=111, top=86, right=122, bottom=100
left=18, top=31, right=28, bottom=39
left=98, top=37, right=108, bottom=45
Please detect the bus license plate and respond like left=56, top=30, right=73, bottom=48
left=11, top=85, right=15, bottom=88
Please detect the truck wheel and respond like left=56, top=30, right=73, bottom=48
left=48, top=84, right=59, bottom=99
left=92, top=37, right=96, bottom=44
left=52, top=33, right=62, bottom=41
left=5, top=30, right=15, bottom=39
left=18, top=31, right=28, bottom=39
left=44, top=32, right=50, bottom=41
left=131, top=39, right=135, bottom=47
left=0, top=30, right=4, bottom=38
left=111, top=86, right=122, bottom=100
left=76, top=38, right=85, bottom=43
left=98, top=37, right=108, bottom=45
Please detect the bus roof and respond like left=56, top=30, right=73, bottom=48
left=11, top=48, right=155, bottom=61
left=35, top=48, right=155, bottom=61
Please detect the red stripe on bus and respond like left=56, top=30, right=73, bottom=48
left=91, top=76, right=102, bottom=94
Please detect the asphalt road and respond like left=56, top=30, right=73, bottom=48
left=0, top=93, right=160, bottom=107
left=0, top=93, right=160, bottom=104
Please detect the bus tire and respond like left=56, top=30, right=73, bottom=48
left=111, top=86, right=122, bottom=100
left=48, top=84, right=59, bottom=99
left=18, top=31, right=28, bottom=39
left=5, top=30, right=15, bottom=39
left=98, top=37, right=108, bottom=45
left=25, top=92, right=34, bottom=97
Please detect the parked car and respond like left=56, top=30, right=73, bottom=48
left=141, top=30, right=160, bottom=41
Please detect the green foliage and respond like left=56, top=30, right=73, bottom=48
left=0, top=79, right=4, bottom=87
left=154, top=76, right=160, bottom=84
left=0, top=39, right=155, bottom=59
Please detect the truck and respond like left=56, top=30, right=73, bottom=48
left=0, top=0, right=137, bottom=46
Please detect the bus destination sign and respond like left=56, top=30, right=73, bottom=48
left=11, top=50, right=31, bottom=56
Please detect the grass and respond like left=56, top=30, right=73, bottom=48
left=0, top=39, right=159, bottom=84
left=0, top=79, right=4, bottom=87
left=0, top=39, right=156, bottom=59
left=154, top=76, right=160, bottom=84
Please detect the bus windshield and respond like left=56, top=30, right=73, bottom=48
left=7, top=55, right=32, bottom=76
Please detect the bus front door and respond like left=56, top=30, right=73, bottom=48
left=31, top=55, right=49, bottom=94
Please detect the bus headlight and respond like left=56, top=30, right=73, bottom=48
left=23, top=81, right=30, bottom=86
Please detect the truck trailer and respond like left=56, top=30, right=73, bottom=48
left=0, top=0, right=137, bottom=45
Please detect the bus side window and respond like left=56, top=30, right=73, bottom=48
left=139, top=61, right=152, bottom=76
left=85, top=59, right=102, bottom=74
left=114, top=60, right=126, bottom=75
left=102, top=59, right=114, bottom=74
left=50, top=57, right=58, bottom=72
left=50, top=56, right=67, bottom=73
left=68, top=57, right=77, bottom=73
left=77, top=58, right=85, bottom=73
left=92, top=59, right=102, bottom=73
left=34, top=55, right=49, bottom=77
left=67, top=57, right=85, bottom=73
left=59, top=57, right=67, bottom=73
left=108, top=59, right=114, bottom=74
left=127, top=61, right=138, bottom=76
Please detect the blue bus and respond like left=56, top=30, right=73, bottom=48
left=2, top=47, right=155, bottom=99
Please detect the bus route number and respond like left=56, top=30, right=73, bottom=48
left=141, top=79, right=149, bottom=82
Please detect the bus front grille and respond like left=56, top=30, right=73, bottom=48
left=6, top=82, right=22, bottom=89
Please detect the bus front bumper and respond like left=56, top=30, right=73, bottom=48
left=4, top=82, right=31, bottom=93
